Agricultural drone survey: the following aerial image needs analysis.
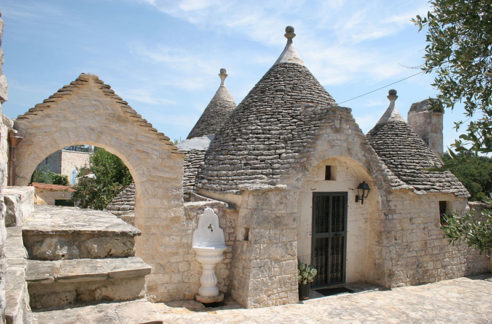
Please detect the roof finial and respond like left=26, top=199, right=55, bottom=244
left=388, top=89, right=398, bottom=103
left=285, top=26, right=296, bottom=41
left=219, top=68, right=228, bottom=86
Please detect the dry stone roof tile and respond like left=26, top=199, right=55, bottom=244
left=105, top=183, right=135, bottom=217
left=187, top=69, right=236, bottom=139
left=196, top=27, right=339, bottom=193
left=366, top=90, right=468, bottom=197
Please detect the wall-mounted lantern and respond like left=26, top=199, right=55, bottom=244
left=355, top=181, right=370, bottom=204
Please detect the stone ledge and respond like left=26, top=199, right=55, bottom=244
left=23, top=205, right=141, bottom=235
left=3, top=186, right=35, bottom=227
left=26, top=257, right=151, bottom=283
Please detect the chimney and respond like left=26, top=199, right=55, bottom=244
left=407, top=99, right=443, bottom=154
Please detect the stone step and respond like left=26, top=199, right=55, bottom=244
left=26, top=257, right=152, bottom=310
left=22, top=205, right=141, bottom=260
left=5, top=227, right=33, bottom=324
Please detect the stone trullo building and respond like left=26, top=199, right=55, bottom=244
left=0, top=21, right=489, bottom=321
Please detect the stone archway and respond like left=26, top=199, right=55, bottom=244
left=13, top=73, right=193, bottom=301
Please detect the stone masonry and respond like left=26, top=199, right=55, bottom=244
left=407, top=99, right=444, bottom=154
left=12, top=74, right=193, bottom=302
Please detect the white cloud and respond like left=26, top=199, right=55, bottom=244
left=121, top=88, right=175, bottom=105
left=138, top=0, right=429, bottom=88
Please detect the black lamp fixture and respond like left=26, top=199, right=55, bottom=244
left=355, top=181, right=370, bottom=204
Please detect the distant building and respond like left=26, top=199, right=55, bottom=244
left=36, top=145, right=93, bottom=185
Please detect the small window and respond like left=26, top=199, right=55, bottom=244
left=325, top=166, right=332, bottom=180
left=242, top=227, right=249, bottom=241
left=439, top=201, right=447, bottom=225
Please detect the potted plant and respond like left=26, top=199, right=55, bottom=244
left=298, top=261, right=317, bottom=300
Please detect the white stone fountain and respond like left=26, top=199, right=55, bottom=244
left=192, top=207, right=226, bottom=304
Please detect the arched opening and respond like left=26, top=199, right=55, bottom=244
left=12, top=74, right=190, bottom=301
left=30, top=144, right=134, bottom=215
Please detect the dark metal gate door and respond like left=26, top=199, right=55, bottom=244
left=311, top=192, right=347, bottom=288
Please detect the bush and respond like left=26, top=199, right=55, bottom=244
left=442, top=207, right=492, bottom=254
left=72, top=148, right=132, bottom=209
left=31, top=168, right=69, bottom=186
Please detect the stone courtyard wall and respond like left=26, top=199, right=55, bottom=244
left=380, top=190, right=490, bottom=287
left=229, top=188, right=298, bottom=308
left=12, top=74, right=191, bottom=302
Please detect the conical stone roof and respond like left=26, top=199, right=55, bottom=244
left=366, top=90, right=468, bottom=197
left=196, top=26, right=337, bottom=193
left=105, top=183, right=136, bottom=224
left=187, top=69, right=236, bottom=139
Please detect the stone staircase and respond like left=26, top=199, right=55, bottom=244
left=22, top=205, right=151, bottom=311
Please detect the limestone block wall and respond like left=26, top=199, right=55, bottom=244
left=12, top=74, right=190, bottom=302
left=230, top=189, right=298, bottom=308
left=380, top=190, right=489, bottom=287
left=183, top=200, right=237, bottom=295
left=407, top=110, right=443, bottom=154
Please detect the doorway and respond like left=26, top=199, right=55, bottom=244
left=311, top=192, right=347, bottom=288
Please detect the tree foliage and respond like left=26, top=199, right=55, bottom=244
left=31, top=168, right=69, bottom=186
left=413, top=0, right=491, bottom=154
left=72, top=147, right=132, bottom=209
left=442, top=207, right=492, bottom=254
left=442, top=152, right=492, bottom=201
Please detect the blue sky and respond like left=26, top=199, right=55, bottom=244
left=0, top=0, right=469, bottom=149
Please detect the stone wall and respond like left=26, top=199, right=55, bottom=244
left=13, top=74, right=190, bottom=302
left=230, top=189, right=298, bottom=308
left=407, top=101, right=443, bottom=154
left=380, top=190, right=489, bottom=287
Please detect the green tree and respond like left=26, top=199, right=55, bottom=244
left=442, top=207, right=492, bottom=254
left=72, top=148, right=132, bottom=209
left=413, top=0, right=491, bottom=154
left=31, top=168, right=69, bottom=186
left=442, top=152, right=492, bottom=201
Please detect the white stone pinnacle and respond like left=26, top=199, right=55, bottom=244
left=376, top=89, right=405, bottom=125
left=219, top=68, right=227, bottom=86
left=274, top=26, right=305, bottom=66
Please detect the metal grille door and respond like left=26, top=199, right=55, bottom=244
left=311, top=192, right=347, bottom=288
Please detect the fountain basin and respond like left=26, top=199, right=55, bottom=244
left=192, top=208, right=226, bottom=304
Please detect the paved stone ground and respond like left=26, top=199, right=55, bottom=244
left=34, top=275, right=492, bottom=324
